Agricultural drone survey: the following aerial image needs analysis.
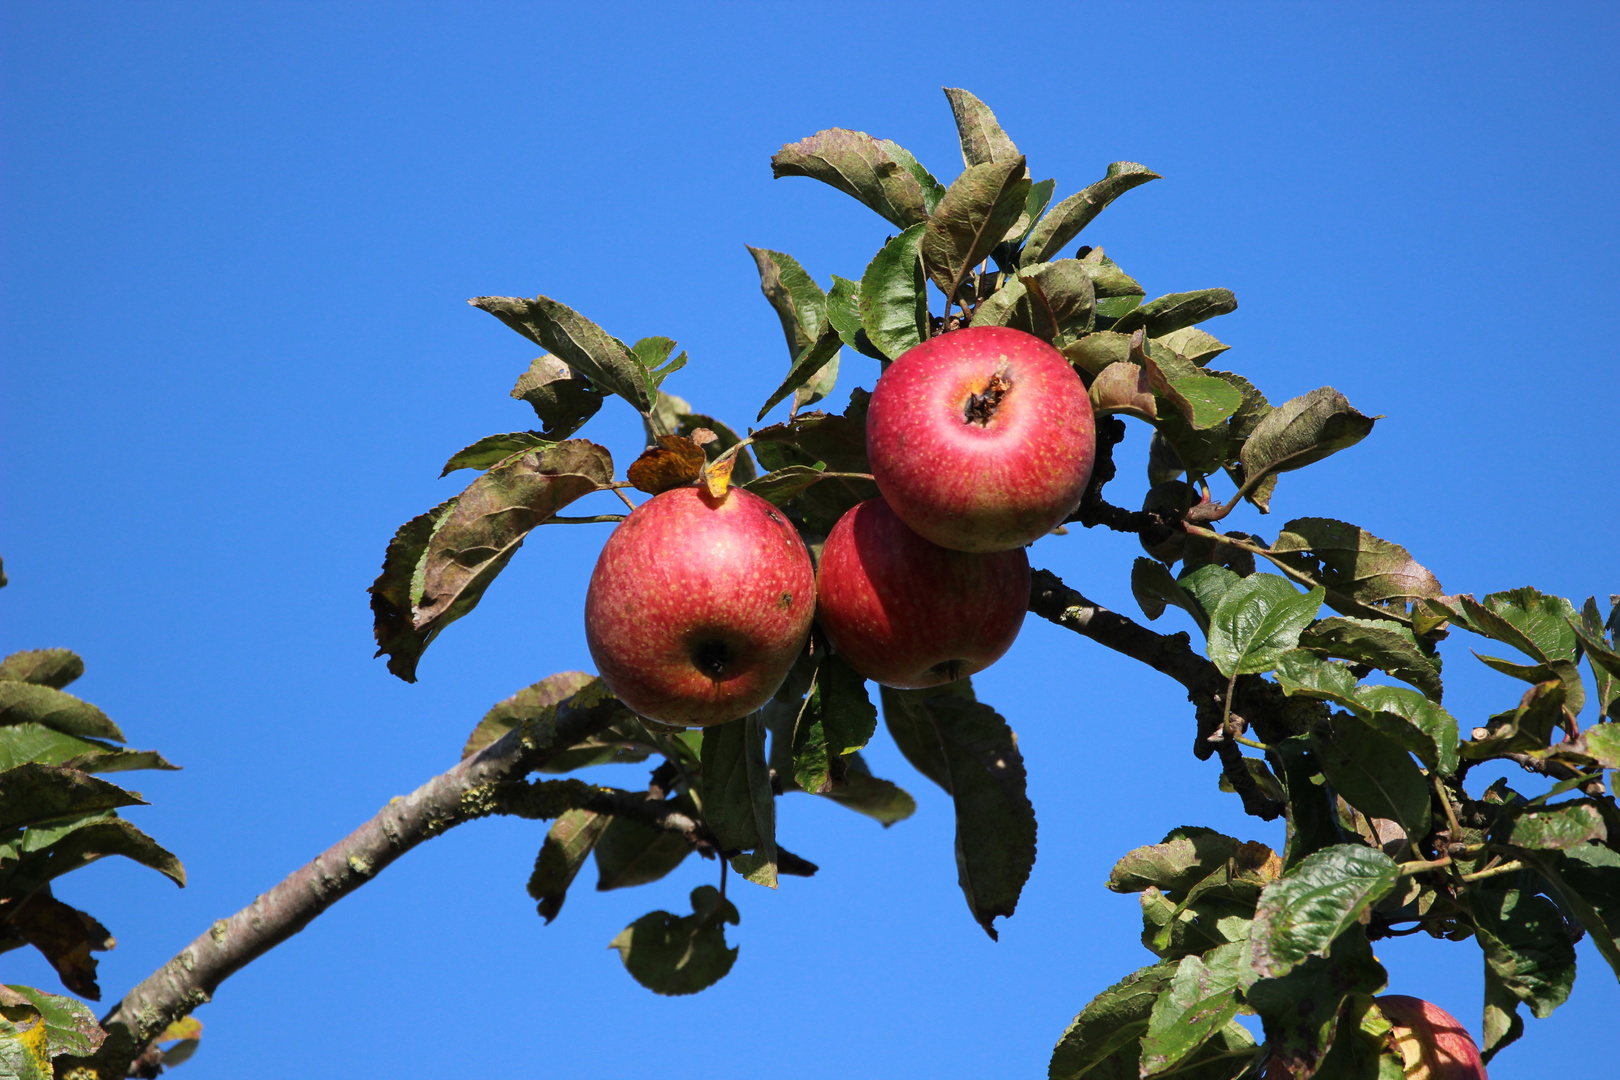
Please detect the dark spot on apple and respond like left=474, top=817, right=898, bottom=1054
left=692, top=638, right=736, bottom=678
left=964, top=371, right=1012, bottom=426
left=777, top=591, right=793, bottom=609
left=929, top=659, right=966, bottom=682
left=768, top=510, right=783, bottom=524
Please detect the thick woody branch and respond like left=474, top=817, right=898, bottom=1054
left=77, top=691, right=629, bottom=1079
left=1028, top=568, right=1220, bottom=694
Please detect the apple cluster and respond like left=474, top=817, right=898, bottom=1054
left=584, top=325, right=1095, bottom=726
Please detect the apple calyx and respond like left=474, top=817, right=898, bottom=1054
left=964, top=367, right=1012, bottom=426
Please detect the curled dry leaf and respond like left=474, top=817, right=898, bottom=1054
left=627, top=435, right=707, bottom=495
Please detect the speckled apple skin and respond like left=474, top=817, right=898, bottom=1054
left=1377, top=996, right=1488, bottom=1079
left=815, top=498, right=1029, bottom=689
left=585, top=485, right=815, bottom=727
left=867, top=325, right=1095, bottom=553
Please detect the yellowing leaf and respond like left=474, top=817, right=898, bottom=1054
left=626, top=435, right=706, bottom=495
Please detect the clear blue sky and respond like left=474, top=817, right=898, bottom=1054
left=2, top=2, right=1616, bottom=1077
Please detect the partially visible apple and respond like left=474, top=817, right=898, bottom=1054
left=1376, top=996, right=1488, bottom=1079
left=585, top=485, right=815, bottom=726
left=866, top=325, right=1095, bottom=553
left=814, top=498, right=1029, bottom=688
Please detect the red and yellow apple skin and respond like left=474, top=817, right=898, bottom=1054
left=814, top=498, right=1029, bottom=689
left=866, top=325, right=1095, bottom=553
left=1376, top=996, right=1488, bottom=1080
left=585, top=485, right=815, bottom=727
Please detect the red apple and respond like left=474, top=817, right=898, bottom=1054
left=814, top=498, right=1029, bottom=689
left=1376, top=996, right=1488, bottom=1079
left=585, top=485, right=815, bottom=727
left=866, top=325, right=1095, bottom=552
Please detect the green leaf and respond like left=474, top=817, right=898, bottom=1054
left=1107, top=826, right=1258, bottom=896
left=1140, top=339, right=1242, bottom=430
left=1573, top=600, right=1620, bottom=720
left=1499, top=801, right=1607, bottom=850
left=1155, top=327, right=1230, bottom=367
left=1470, top=588, right=1581, bottom=662
left=1309, top=714, right=1431, bottom=840
left=470, top=295, right=655, bottom=413
left=593, top=807, right=692, bottom=891
left=1351, top=685, right=1460, bottom=775
left=1112, top=289, right=1238, bottom=338
left=1471, top=886, right=1576, bottom=1018
left=6, top=817, right=185, bottom=892
left=920, top=159, right=1031, bottom=308
left=1298, top=616, right=1443, bottom=701
left=1061, top=329, right=1132, bottom=376
left=791, top=656, right=877, bottom=795
left=1, top=984, right=104, bottom=1061
left=368, top=496, right=458, bottom=682
left=1482, top=965, right=1525, bottom=1064
left=1539, top=721, right=1620, bottom=772
left=1537, top=844, right=1620, bottom=977
left=1238, top=390, right=1378, bottom=510
left=823, top=274, right=868, bottom=353
left=439, top=431, right=555, bottom=477
left=1206, top=574, right=1324, bottom=677
left=0, top=724, right=176, bottom=775
left=743, top=464, right=830, bottom=506
left=877, top=140, right=945, bottom=215
left=1138, top=887, right=1254, bottom=961
left=732, top=712, right=778, bottom=888
left=1048, top=960, right=1178, bottom=1080
left=528, top=808, right=610, bottom=924
left=1463, top=680, right=1567, bottom=759
left=750, top=395, right=876, bottom=532
left=0, top=764, right=145, bottom=831
left=0, top=651, right=83, bottom=690
left=502, top=677, right=651, bottom=775
left=377, top=441, right=612, bottom=682
left=0, top=684, right=122, bottom=743
left=746, top=246, right=827, bottom=359
left=811, top=751, right=916, bottom=827
left=794, top=351, right=840, bottom=411
left=1131, top=558, right=1207, bottom=632
left=879, top=682, right=961, bottom=793
left=1241, top=843, right=1397, bottom=984
left=1139, top=944, right=1243, bottom=1077
left=1022, top=162, right=1161, bottom=267
left=978, top=259, right=1094, bottom=342
left=609, top=885, right=739, bottom=996
left=1272, top=737, right=1349, bottom=868
left=1011, top=177, right=1057, bottom=246
left=1273, top=650, right=1359, bottom=700
left=509, top=355, right=606, bottom=440
left=859, top=223, right=929, bottom=360
left=756, top=325, right=842, bottom=421
left=1176, top=564, right=1241, bottom=632
left=1270, top=518, right=1441, bottom=615
left=930, top=696, right=1036, bottom=940
left=770, top=128, right=931, bottom=228
left=942, top=87, right=1022, bottom=168
left=701, top=719, right=760, bottom=853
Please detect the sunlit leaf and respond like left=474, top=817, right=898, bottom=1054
left=920, top=159, right=1030, bottom=309
left=509, top=355, right=606, bottom=440
left=0, top=685, right=122, bottom=743
left=859, top=223, right=929, bottom=360
left=942, top=87, right=1022, bottom=169
left=1022, top=162, right=1160, bottom=267
left=0, top=651, right=83, bottom=690
left=1206, top=574, right=1324, bottom=677
left=470, top=295, right=655, bottom=412
left=770, top=128, right=931, bottom=228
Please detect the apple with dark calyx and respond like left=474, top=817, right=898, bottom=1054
left=1376, top=996, right=1487, bottom=1079
left=866, top=325, right=1095, bottom=553
left=585, top=484, right=815, bottom=727
left=814, top=497, right=1029, bottom=689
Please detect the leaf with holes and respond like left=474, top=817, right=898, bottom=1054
left=1472, top=886, right=1576, bottom=1019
